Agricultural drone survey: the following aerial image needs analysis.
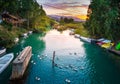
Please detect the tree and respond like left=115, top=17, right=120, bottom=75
left=85, top=0, right=120, bottom=41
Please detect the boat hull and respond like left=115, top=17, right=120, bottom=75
left=0, top=53, right=14, bottom=74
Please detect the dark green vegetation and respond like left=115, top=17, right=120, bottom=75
left=0, top=0, right=55, bottom=48
left=0, top=25, right=27, bottom=48
left=85, top=0, right=120, bottom=41
left=59, top=17, right=74, bottom=25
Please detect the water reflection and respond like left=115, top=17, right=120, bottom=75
left=1, top=30, right=120, bottom=84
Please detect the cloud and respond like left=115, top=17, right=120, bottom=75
left=37, top=0, right=90, bottom=20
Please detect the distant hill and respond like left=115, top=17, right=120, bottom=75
left=48, top=15, right=85, bottom=22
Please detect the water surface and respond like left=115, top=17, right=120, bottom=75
left=1, top=30, right=120, bottom=84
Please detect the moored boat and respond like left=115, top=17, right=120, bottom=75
left=21, top=33, right=28, bottom=38
left=0, top=47, right=6, bottom=57
left=0, top=53, right=14, bottom=74
left=80, top=36, right=91, bottom=43
left=74, top=34, right=80, bottom=38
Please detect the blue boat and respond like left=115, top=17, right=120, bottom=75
left=0, top=47, right=6, bottom=57
left=0, top=53, right=14, bottom=74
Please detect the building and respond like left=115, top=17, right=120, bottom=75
left=1, top=12, right=25, bottom=27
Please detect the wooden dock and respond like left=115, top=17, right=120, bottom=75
left=10, top=46, right=32, bottom=80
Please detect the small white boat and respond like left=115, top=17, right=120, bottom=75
left=80, top=36, right=91, bottom=43
left=0, top=47, right=6, bottom=57
left=0, top=53, right=14, bottom=74
left=74, top=34, right=80, bottom=38
left=21, top=33, right=28, bottom=37
left=24, top=33, right=28, bottom=37
left=28, top=31, right=33, bottom=34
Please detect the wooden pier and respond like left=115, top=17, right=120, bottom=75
left=10, top=46, right=32, bottom=80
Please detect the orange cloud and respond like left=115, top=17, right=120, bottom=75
left=76, top=15, right=87, bottom=20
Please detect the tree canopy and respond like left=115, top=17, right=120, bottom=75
left=85, top=0, right=120, bottom=41
left=0, top=0, right=55, bottom=31
left=0, top=0, right=56, bottom=47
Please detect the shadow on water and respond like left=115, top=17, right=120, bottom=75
left=83, top=42, right=120, bottom=84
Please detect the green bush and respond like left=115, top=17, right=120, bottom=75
left=1, top=21, right=13, bottom=31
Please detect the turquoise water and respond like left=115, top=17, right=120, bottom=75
left=1, top=30, right=120, bottom=84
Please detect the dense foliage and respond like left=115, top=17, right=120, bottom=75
left=0, top=0, right=55, bottom=31
left=0, top=0, right=55, bottom=48
left=85, top=0, right=120, bottom=41
left=0, top=25, right=27, bottom=47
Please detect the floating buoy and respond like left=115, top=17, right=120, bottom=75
left=37, top=55, right=40, bottom=57
left=35, top=77, right=40, bottom=81
left=59, top=66, right=63, bottom=69
left=65, top=79, right=71, bottom=83
left=45, top=54, right=47, bottom=56
left=34, top=62, right=36, bottom=65
left=31, top=60, right=34, bottom=63
left=69, top=64, right=74, bottom=68
left=16, top=53, right=18, bottom=55
left=64, top=65, right=69, bottom=69
left=73, top=68, right=78, bottom=72
left=39, top=57, right=42, bottom=60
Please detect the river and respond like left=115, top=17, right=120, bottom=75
left=1, top=29, right=120, bottom=84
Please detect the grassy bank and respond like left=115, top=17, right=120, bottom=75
left=0, top=25, right=27, bottom=48
left=57, top=22, right=90, bottom=37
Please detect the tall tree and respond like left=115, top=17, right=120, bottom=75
left=85, top=0, right=120, bottom=41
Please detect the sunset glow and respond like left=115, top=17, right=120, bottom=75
left=37, top=0, right=90, bottom=20
left=77, top=15, right=87, bottom=20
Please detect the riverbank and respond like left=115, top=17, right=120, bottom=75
left=0, top=24, right=52, bottom=48
left=0, top=25, right=26, bottom=48
left=54, top=22, right=90, bottom=37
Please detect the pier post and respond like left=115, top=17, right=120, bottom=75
left=52, top=51, right=55, bottom=66
left=10, top=46, right=32, bottom=80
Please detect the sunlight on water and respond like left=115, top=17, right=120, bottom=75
left=44, top=29, right=84, bottom=51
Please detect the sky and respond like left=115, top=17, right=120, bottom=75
left=37, top=0, right=90, bottom=20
